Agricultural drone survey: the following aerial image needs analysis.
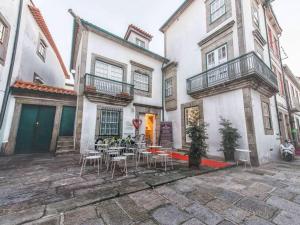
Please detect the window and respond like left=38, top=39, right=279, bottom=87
left=207, top=44, right=227, bottom=69
left=185, top=107, right=200, bottom=143
left=136, top=38, right=145, bottom=48
left=33, top=73, right=44, bottom=85
left=0, top=20, right=5, bottom=44
left=210, top=0, right=226, bottom=23
left=262, top=102, right=272, bottom=130
left=95, top=60, right=123, bottom=81
left=253, top=7, right=260, bottom=29
left=99, top=110, right=121, bottom=137
left=0, top=14, right=10, bottom=65
left=134, top=71, right=149, bottom=92
left=165, top=78, right=173, bottom=97
left=37, top=39, right=47, bottom=60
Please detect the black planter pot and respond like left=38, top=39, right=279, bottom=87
left=223, top=151, right=235, bottom=161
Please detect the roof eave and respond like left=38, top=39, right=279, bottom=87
left=81, top=20, right=168, bottom=63
left=159, top=0, right=194, bottom=33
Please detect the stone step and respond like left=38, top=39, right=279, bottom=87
left=56, top=149, right=76, bottom=155
left=57, top=140, right=74, bottom=147
left=56, top=145, right=74, bottom=150
left=57, top=136, right=74, bottom=142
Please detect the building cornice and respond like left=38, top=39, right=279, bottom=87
left=198, top=20, right=235, bottom=47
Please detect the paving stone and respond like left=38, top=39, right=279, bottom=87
left=214, top=189, right=243, bottom=204
left=185, top=203, right=223, bottom=225
left=151, top=204, right=191, bottom=225
left=241, top=216, right=274, bottom=225
left=50, top=177, right=85, bottom=188
left=46, top=189, right=118, bottom=214
left=116, top=195, right=150, bottom=222
left=96, top=199, right=133, bottom=225
left=56, top=179, right=105, bottom=194
left=129, top=190, right=168, bottom=210
left=241, top=182, right=274, bottom=200
left=273, top=210, right=300, bottom=225
left=271, top=188, right=297, bottom=201
left=63, top=205, right=98, bottom=225
left=144, top=172, right=186, bottom=187
left=186, top=190, right=215, bottom=204
left=155, top=186, right=193, bottom=208
left=137, top=219, right=158, bottom=225
left=206, top=199, right=231, bottom=213
left=266, top=195, right=300, bottom=214
left=217, top=220, right=236, bottom=225
left=23, top=215, right=60, bottom=225
left=117, top=180, right=150, bottom=196
left=0, top=205, right=45, bottom=225
left=169, top=178, right=197, bottom=193
left=181, top=218, right=205, bottom=225
left=293, top=195, right=300, bottom=204
left=223, top=206, right=251, bottom=224
left=235, top=197, right=278, bottom=219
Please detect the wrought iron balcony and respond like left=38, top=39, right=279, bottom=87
left=84, top=74, right=134, bottom=105
left=187, top=52, right=278, bottom=97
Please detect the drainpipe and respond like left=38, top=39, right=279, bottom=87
left=263, top=1, right=282, bottom=138
left=161, top=59, right=167, bottom=122
left=0, top=0, right=24, bottom=128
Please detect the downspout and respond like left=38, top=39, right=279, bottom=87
left=278, top=36, right=295, bottom=144
left=161, top=59, right=167, bottom=122
left=0, top=0, right=24, bottom=128
left=263, top=2, right=282, bottom=138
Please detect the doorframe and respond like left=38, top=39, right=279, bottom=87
left=6, top=96, right=76, bottom=155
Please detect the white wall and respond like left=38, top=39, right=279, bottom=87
left=204, top=90, right=249, bottom=158
left=0, top=0, right=20, bottom=112
left=86, top=31, right=163, bottom=107
left=251, top=90, right=280, bottom=164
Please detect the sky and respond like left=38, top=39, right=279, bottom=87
left=34, top=0, right=300, bottom=75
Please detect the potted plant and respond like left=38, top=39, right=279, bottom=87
left=219, top=117, right=241, bottom=161
left=186, top=111, right=208, bottom=169
left=85, top=85, right=96, bottom=93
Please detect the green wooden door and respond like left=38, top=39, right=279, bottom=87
left=15, top=105, right=56, bottom=154
left=59, top=106, right=76, bottom=136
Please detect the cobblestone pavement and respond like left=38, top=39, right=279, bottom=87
left=0, top=154, right=299, bottom=225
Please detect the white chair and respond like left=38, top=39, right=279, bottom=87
left=80, top=155, right=102, bottom=176
left=235, top=149, right=252, bottom=169
left=111, top=156, right=127, bottom=179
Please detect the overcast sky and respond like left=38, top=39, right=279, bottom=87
left=34, top=0, right=300, bottom=76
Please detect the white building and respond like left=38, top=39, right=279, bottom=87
left=0, top=0, right=76, bottom=155
left=70, top=0, right=287, bottom=166
left=69, top=12, right=167, bottom=151
left=160, top=0, right=282, bottom=166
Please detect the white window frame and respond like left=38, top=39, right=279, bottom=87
left=37, top=39, right=47, bottom=60
left=206, top=44, right=227, bottom=69
left=0, top=20, right=5, bottom=44
left=210, top=0, right=226, bottom=23
left=94, top=60, right=124, bottom=82
left=136, top=38, right=146, bottom=48
left=100, top=110, right=121, bottom=137
left=262, top=101, right=272, bottom=130
left=134, top=71, right=149, bottom=92
left=165, top=78, right=173, bottom=97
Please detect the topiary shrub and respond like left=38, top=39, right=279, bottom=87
left=186, top=111, right=209, bottom=169
left=219, top=117, right=241, bottom=161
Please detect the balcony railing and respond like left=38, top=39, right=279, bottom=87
left=187, top=52, right=278, bottom=95
left=84, top=74, right=134, bottom=99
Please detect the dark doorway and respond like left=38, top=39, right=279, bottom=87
left=15, top=104, right=56, bottom=154
left=59, top=106, right=76, bottom=136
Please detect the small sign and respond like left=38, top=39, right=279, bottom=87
left=159, top=122, right=173, bottom=147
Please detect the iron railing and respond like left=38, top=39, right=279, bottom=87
left=84, top=73, right=134, bottom=98
left=187, top=52, right=278, bottom=94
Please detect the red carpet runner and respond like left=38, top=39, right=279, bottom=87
left=148, top=149, right=232, bottom=169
